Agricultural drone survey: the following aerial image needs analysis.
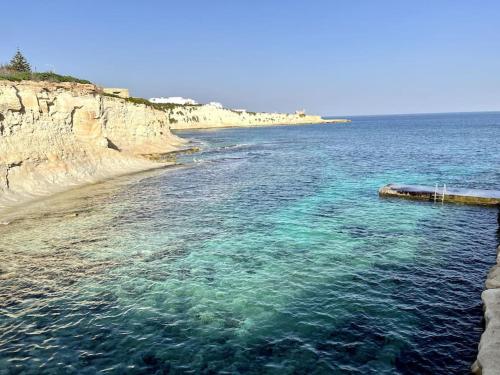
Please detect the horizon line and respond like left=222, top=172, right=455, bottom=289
left=324, top=110, right=500, bottom=118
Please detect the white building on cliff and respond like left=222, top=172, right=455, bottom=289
left=207, top=101, right=223, bottom=109
left=149, top=96, right=198, bottom=105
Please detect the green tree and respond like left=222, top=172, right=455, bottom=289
left=9, top=50, right=31, bottom=72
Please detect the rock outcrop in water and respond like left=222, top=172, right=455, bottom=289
left=473, top=245, right=500, bottom=375
left=0, top=80, right=186, bottom=213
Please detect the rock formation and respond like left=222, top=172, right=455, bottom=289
left=167, top=105, right=348, bottom=130
left=0, top=80, right=186, bottom=214
left=473, top=245, right=500, bottom=375
left=0, top=80, right=346, bottom=214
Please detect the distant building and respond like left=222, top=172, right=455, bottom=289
left=207, top=101, right=223, bottom=109
left=149, top=96, right=198, bottom=105
left=103, top=88, right=130, bottom=98
left=234, top=109, right=246, bottom=113
left=295, top=109, right=306, bottom=115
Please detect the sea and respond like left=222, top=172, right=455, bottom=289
left=1, top=112, right=500, bottom=374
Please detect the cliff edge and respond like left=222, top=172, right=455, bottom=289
left=0, top=80, right=186, bottom=215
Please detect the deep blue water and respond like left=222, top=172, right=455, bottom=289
left=1, top=112, right=500, bottom=374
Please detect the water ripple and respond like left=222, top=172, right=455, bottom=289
left=1, top=113, right=500, bottom=374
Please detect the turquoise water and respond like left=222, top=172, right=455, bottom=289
left=1, top=112, right=500, bottom=374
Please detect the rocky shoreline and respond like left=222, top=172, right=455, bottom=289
left=0, top=80, right=347, bottom=214
left=473, top=244, right=500, bottom=375
left=167, top=106, right=350, bottom=130
left=1, top=80, right=498, bottom=373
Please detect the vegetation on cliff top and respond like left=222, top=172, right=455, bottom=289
left=101, top=92, right=201, bottom=112
left=0, top=70, right=92, bottom=84
left=1, top=50, right=91, bottom=84
left=99, top=94, right=200, bottom=123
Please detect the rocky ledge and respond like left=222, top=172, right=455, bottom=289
left=472, top=245, right=500, bottom=374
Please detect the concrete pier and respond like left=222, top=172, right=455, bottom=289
left=379, top=183, right=500, bottom=206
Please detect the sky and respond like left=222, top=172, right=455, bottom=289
left=2, top=0, right=499, bottom=116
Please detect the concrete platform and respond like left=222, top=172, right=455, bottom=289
left=379, top=183, right=500, bottom=206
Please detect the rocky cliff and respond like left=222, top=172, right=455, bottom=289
left=0, top=80, right=186, bottom=214
left=0, top=80, right=346, bottom=214
left=168, top=104, right=346, bottom=130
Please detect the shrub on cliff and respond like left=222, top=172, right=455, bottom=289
left=31, top=72, right=91, bottom=84
left=8, top=50, right=31, bottom=72
left=0, top=67, right=31, bottom=81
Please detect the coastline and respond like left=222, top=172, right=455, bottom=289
left=0, top=106, right=493, bottom=369
left=167, top=110, right=350, bottom=130
left=0, top=158, right=176, bottom=221
left=171, top=118, right=350, bottom=131
left=0, top=80, right=187, bottom=217
left=0, top=161, right=180, bottom=224
left=473, top=244, right=500, bottom=374
left=0, top=144, right=202, bottom=219
left=0, top=79, right=348, bottom=215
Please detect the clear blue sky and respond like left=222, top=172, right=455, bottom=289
left=2, top=0, right=499, bottom=115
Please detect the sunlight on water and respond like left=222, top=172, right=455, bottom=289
left=1, top=113, right=499, bottom=374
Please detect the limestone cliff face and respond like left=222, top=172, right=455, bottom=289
left=0, top=80, right=344, bottom=214
left=167, top=105, right=336, bottom=130
left=0, top=80, right=185, bottom=213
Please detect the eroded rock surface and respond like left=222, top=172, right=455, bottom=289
left=0, top=80, right=186, bottom=213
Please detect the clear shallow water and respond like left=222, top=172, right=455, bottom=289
left=1, top=112, right=500, bottom=374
